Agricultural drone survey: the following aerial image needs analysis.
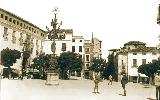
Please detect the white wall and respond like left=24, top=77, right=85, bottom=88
left=127, top=52, right=159, bottom=76
left=43, top=34, right=84, bottom=57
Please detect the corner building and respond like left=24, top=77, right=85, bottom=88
left=0, top=8, right=46, bottom=71
left=108, top=41, right=160, bottom=82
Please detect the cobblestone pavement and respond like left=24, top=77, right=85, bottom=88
left=0, top=79, right=156, bottom=100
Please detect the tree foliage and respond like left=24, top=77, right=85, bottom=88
left=1, top=48, right=21, bottom=67
left=103, top=61, right=116, bottom=79
left=138, top=61, right=160, bottom=77
left=90, top=57, right=106, bottom=73
left=31, top=53, right=51, bottom=69
left=57, top=51, right=83, bottom=79
left=1, top=48, right=21, bottom=78
left=103, top=53, right=117, bottom=81
left=138, top=60, right=160, bottom=84
left=31, top=53, right=51, bottom=79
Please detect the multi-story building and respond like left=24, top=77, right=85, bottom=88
left=43, top=30, right=95, bottom=79
left=83, top=40, right=94, bottom=79
left=0, top=8, right=46, bottom=71
left=43, top=29, right=84, bottom=58
left=108, top=41, right=160, bottom=82
left=92, top=38, right=102, bottom=58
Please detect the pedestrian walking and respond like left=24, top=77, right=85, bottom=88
left=121, top=74, right=128, bottom=96
left=93, top=74, right=100, bottom=94
left=108, top=75, right=112, bottom=85
left=155, top=70, right=160, bottom=100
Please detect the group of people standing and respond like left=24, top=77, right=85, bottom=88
left=93, top=73, right=128, bottom=96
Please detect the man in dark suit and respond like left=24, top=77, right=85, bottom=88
left=121, top=74, right=128, bottom=96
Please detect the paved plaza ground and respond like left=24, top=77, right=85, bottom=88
left=0, top=79, right=157, bottom=100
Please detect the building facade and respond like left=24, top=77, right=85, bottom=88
left=92, top=38, right=102, bottom=58
left=0, top=8, right=46, bottom=71
left=43, top=30, right=96, bottom=79
left=83, top=40, right=94, bottom=79
left=108, top=41, right=160, bottom=82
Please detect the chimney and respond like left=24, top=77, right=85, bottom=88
left=92, top=32, right=94, bottom=44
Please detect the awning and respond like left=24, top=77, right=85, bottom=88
left=139, top=73, right=148, bottom=77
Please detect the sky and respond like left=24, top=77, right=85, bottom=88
left=0, top=0, right=160, bottom=59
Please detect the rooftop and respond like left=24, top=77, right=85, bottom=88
left=124, top=41, right=146, bottom=46
left=0, top=8, right=46, bottom=33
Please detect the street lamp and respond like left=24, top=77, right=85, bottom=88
left=45, top=8, right=64, bottom=85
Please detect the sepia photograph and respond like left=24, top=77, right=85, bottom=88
left=0, top=0, right=160, bottom=100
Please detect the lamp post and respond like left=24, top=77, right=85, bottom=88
left=45, top=7, right=63, bottom=85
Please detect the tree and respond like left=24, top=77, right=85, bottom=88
left=31, top=53, right=51, bottom=79
left=57, top=51, right=83, bottom=79
left=138, top=60, right=160, bottom=84
left=105, top=52, right=118, bottom=81
left=90, top=57, right=106, bottom=78
left=1, top=48, right=21, bottom=78
left=103, top=61, right=116, bottom=80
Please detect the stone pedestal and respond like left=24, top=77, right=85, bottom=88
left=45, top=73, right=59, bottom=85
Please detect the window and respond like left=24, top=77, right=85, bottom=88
left=4, top=27, right=8, bottom=34
left=85, top=48, right=90, bottom=53
left=1, top=14, right=4, bottom=18
left=133, top=59, right=137, bottom=67
left=3, top=27, right=8, bottom=41
left=142, top=52, right=146, bottom=55
left=142, top=59, right=146, bottom=65
left=86, top=63, right=89, bottom=69
left=122, top=60, right=123, bottom=65
left=9, top=18, right=12, bottom=22
left=24, top=24, right=26, bottom=28
left=72, top=39, right=75, bottom=42
left=13, top=20, right=16, bottom=24
left=79, top=55, right=82, bottom=59
left=152, top=52, right=157, bottom=55
left=152, top=59, right=157, bottom=63
left=72, top=46, right=75, bottom=52
left=17, top=21, right=19, bottom=25
left=5, top=16, right=8, bottom=20
left=31, top=48, right=33, bottom=54
left=12, top=31, right=16, bottom=44
left=135, top=45, right=137, bottom=48
left=133, top=53, right=137, bottom=55
left=61, top=43, right=66, bottom=51
left=80, top=40, right=82, bottom=42
left=20, top=23, right=23, bottom=27
left=86, top=55, right=89, bottom=62
left=79, top=46, right=82, bottom=52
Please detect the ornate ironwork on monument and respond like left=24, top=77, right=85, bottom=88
left=45, top=7, right=64, bottom=85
